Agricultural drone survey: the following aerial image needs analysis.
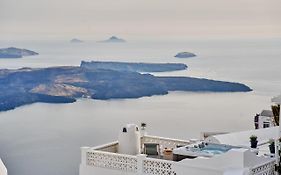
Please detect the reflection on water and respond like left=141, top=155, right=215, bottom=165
left=0, top=38, right=280, bottom=175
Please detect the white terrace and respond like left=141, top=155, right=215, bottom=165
left=80, top=135, right=192, bottom=175
left=79, top=124, right=275, bottom=175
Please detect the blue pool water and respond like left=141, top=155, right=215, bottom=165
left=201, top=144, right=240, bottom=155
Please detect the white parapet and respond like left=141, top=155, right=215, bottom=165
left=79, top=148, right=178, bottom=175
left=0, top=159, right=7, bottom=175
left=79, top=148, right=138, bottom=175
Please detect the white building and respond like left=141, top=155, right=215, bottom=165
left=0, top=159, right=7, bottom=175
left=254, top=110, right=275, bottom=129
left=79, top=124, right=276, bottom=175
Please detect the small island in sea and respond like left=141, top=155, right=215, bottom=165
left=175, top=52, right=196, bottom=58
left=99, top=36, right=126, bottom=43
left=70, top=38, right=83, bottom=43
left=0, top=61, right=252, bottom=112
left=0, top=47, right=39, bottom=58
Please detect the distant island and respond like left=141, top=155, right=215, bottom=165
left=0, top=47, right=39, bottom=58
left=0, top=61, right=252, bottom=112
left=99, top=36, right=126, bottom=43
left=80, top=61, right=187, bottom=72
left=175, top=52, right=196, bottom=58
left=70, top=38, right=83, bottom=43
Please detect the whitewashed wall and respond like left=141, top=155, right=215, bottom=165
left=258, top=116, right=274, bottom=129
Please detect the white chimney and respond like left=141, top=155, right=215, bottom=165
left=118, top=124, right=141, bottom=155
left=140, top=122, right=147, bottom=137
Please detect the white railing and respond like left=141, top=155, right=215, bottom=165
left=143, top=158, right=176, bottom=175
left=85, top=150, right=177, bottom=175
left=82, top=135, right=193, bottom=174
left=87, top=150, right=138, bottom=172
left=250, top=160, right=275, bottom=175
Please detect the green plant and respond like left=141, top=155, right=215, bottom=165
left=141, top=122, right=147, bottom=129
left=250, top=135, right=258, bottom=148
left=250, top=135, right=257, bottom=141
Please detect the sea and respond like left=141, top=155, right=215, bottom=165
left=0, top=38, right=280, bottom=175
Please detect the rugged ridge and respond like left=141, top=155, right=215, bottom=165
left=80, top=61, right=188, bottom=72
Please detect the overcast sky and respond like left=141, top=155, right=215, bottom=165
left=0, top=0, right=280, bottom=40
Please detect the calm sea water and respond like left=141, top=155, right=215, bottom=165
left=0, top=38, right=280, bottom=175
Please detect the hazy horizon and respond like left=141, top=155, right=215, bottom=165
left=1, top=0, right=281, bottom=40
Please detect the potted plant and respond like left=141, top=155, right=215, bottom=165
left=250, top=135, right=258, bottom=148
left=268, top=139, right=275, bottom=154
left=141, top=123, right=147, bottom=130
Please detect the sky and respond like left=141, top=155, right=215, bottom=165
left=0, top=0, right=281, bottom=40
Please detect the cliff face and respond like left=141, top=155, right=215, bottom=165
left=0, top=62, right=252, bottom=112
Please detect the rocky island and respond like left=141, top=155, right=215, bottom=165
left=0, top=47, right=39, bottom=58
left=70, top=38, right=83, bottom=43
left=99, top=36, right=126, bottom=43
left=0, top=61, right=252, bottom=112
left=175, top=52, right=196, bottom=58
